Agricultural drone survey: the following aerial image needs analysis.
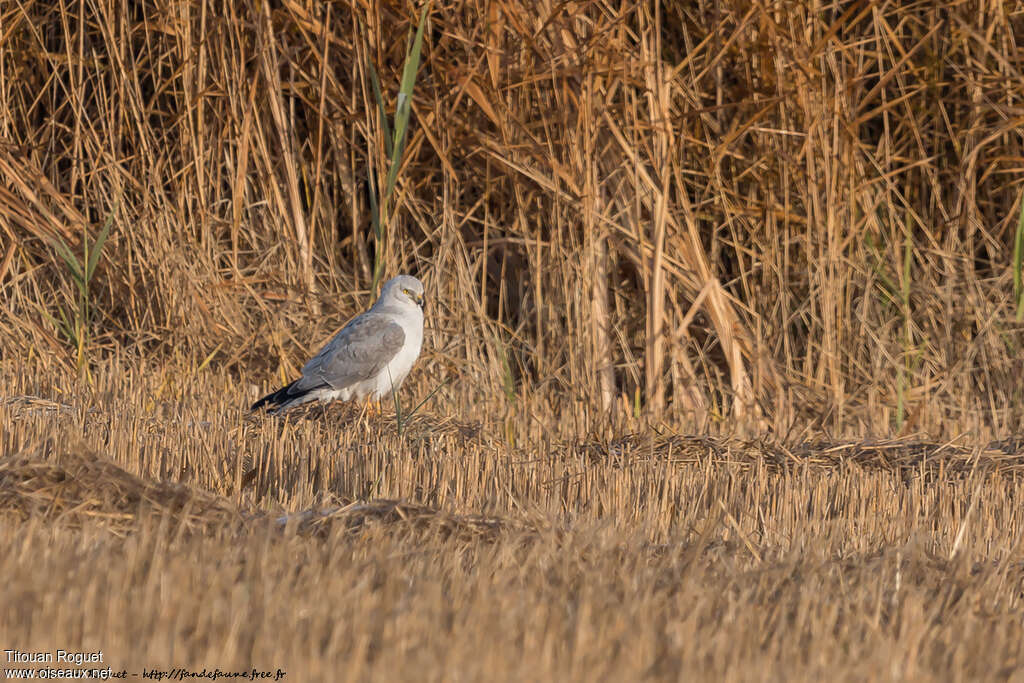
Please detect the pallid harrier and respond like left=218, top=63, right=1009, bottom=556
left=252, top=274, right=425, bottom=413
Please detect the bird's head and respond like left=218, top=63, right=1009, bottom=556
left=380, top=274, right=425, bottom=309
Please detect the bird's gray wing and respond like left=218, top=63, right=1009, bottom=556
left=296, top=312, right=406, bottom=392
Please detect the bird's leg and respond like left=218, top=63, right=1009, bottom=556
left=357, top=398, right=382, bottom=421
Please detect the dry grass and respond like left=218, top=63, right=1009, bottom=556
left=2, top=364, right=1024, bottom=680
left=3, top=0, right=1024, bottom=679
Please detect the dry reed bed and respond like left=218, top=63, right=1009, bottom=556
left=2, top=0, right=1024, bottom=438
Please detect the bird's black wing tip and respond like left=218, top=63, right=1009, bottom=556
left=250, top=380, right=298, bottom=413
left=250, top=396, right=273, bottom=412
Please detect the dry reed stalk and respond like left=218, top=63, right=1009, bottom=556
left=640, top=1, right=670, bottom=418
left=258, top=2, right=317, bottom=312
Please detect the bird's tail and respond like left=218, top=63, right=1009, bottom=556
left=251, top=379, right=303, bottom=413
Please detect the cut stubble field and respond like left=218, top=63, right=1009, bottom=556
left=2, top=362, right=1023, bottom=681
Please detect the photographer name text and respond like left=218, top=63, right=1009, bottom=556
left=5, top=651, right=103, bottom=667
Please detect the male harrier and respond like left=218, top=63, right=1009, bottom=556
left=252, top=274, right=425, bottom=413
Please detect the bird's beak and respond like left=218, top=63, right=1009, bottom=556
left=416, top=294, right=425, bottom=309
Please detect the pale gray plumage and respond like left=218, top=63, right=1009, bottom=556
left=252, top=275, right=425, bottom=413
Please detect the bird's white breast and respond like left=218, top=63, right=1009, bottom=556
left=369, top=304, right=423, bottom=399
